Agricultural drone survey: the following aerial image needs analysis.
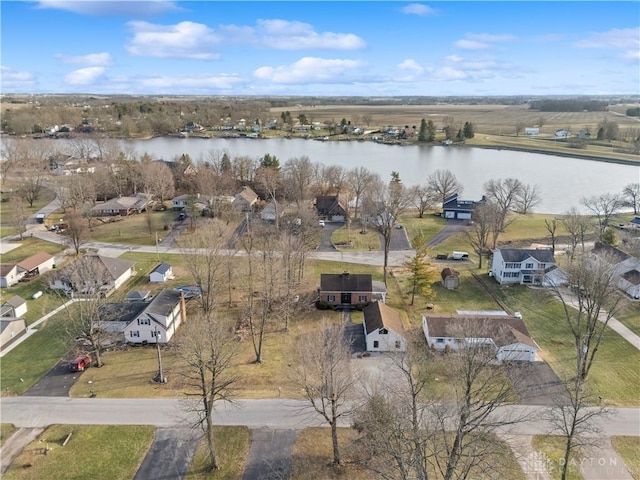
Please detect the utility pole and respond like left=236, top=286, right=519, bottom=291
left=155, top=325, right=165, bottom=383
left=155, top=231, right=159, bottom=262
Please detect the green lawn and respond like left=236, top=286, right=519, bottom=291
left=0, top=238, right=66, bottom=264
left=532, top=436, right=583, bottom=480
left=1, top=423, right=17, bottom=447
left=1, top=310, right=74, bottom=396
left=186, top=426, right=251, bottom=479
left=87, top=210, right=178, bottom=246
left=2, top=424, right=154, bottom=480
left=399, top=211, right=448, bottom=246
left=489, top=284, right=640, bottom=406
left=611, top=436, right=640, bottom=479
left=0, top=187, right=56, bottom=232
left=331, top=226, right=380, bottom=251
left=614, top=300, right=640, bottom=337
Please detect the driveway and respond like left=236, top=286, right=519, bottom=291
left=24, top=353, right=85, bottom=397
left=426, top=219, right=469, bottom=250
left=242, top=428, right=298, bottom=480
left=508, top=362, right=569, bottom=406
left=134, top=427, right=200, bottom=480
left=317, top=221, right=345, bottom=252
left=387, top=225, right=412, bottom=250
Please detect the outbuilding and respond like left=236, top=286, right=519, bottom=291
left=150, top=263, right=173, bottom=283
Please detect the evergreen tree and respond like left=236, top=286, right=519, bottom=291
left=427, top=119, right=436, bottom=142
left=260, top=153, right=280, bottom=170
left=418, top=119, right=427, bottom=142
left=463, top=121, right=475, bottom=139
left=456, top=129, right=464, bottom=142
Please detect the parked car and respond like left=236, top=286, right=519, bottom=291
left=174, top=285, right=202, bottom=299
left=318, top=220, right=325, bottom=227
left=177, top=212, right=187, bottom=221
left=69, top=353, right=92, bottom=372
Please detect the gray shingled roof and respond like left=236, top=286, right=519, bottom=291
left=320, top=273, right=372, bottom=292
left=497, top=248, right=555, bottom=264
left=152, top=263, right=172, bottom=275
left=144, top=289, right=183, bottom=316
left=363, top=301, right=403, bottom=335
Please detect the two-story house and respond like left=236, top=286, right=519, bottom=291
left=490, top=248, right=559, bottom=286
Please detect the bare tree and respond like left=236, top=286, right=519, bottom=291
left=292, top=320, right=357, bottom=465
left=484, top=177, right=523, bottom=234
left=143, top=161, right=175, bottom=203
left=427, top=169, right=463, bottom=208
left=177, top=220, right=229, bottom=314
left=515, top=183, right=541, bottom=214
left=347, top=166, right=378, bottom=220
left=544, top=217, right=561, bottom=255
left=561, top=207, right=592, bottom=260
left=409, top=184, right=437, bottom=218
left=284, top=156, right=314, bottom=207
left=10, top=196, right=28, bottom=240
left=65, top=210, right=90, bottom=255
left=180, top=313, right=240, bottom=472
left=466, top=202, right=501, bottom=269
left=255, top=164, right=282, bottom=231
left=17, top=157, right=48, bottom=207
left=581, top=193, right=622, bottom=240
left=621, top=182, right=640, bottom=215
left=54, top=174, right=97, bottom=212
left=364, top=174, right=411, bottom=283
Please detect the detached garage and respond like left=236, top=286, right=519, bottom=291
left=150, top=263, right=173, bottom=283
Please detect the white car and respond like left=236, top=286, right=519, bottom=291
left=318, top=220, right=325, bottom=227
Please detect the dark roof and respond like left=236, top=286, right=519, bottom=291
left=90, top=255, right=135, bottom=281
left=496, top=248, right=555, bottom=264
left=152, top=263, right=172, bottom=275
left=17, top=252, right=54, bottom=272
left=144, top=289, right=183, bottom=317
left=442, top=193, right=485, bottom=211
left=320, top=273, right=372, bottom=292
left=125, top=290, right=152, bottom=301
left=592, top=242, right=630, bottom=263
left=441, top=267, right=459, bottom=280
left=423, top=315, right=538, bottom=349
left=0, top=264, right=17, bottom=277
left=622, top=269, right=640, bottom=286
left=99, top=302, right=147, bottom=324
left=315, top=195, right=347, bottom=215
left=363, top=301, right=404, bottom=335
left=631, top=216, right=640, bottom=225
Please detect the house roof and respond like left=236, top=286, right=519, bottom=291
left=61, top=255, right=135, bottom=282
left=592, top=242, right=630, bottom=263
left=315, top=195, right=347, bottom=215
left=363, top=301, right=404, bottom=335
left=0, top=317, right=26, bottom=333
left=423, top=315, right=538, bottom=349
left=235, top=186, right=258, bottom=204
left=0, top=264, right=17, bottom=277
left=125, top=290, right=152, bottom=301
left=144, top=289, right=183, bottom=317
left=152, top=263, right=172, bottom=275
left=631, top=216, right=640, bottom=225
left=4, top=295, right=26, bottom=308
left=622, top=269, right=640, bottom=286
left=91, top=194, right=151, bottom=212
left=496, top=248, right=555, bottom=264
left=320, top=272, right=373, bottom=292
left=16, top=252, right=54, bottom=272
left=441, top=267, right=459, bottom=280
left=442, top=193, right=485, bottom=211
left=99, top=302, right=148, bottom=324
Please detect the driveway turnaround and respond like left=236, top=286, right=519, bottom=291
left=134, top=427, right=200, bottom=480
left=242, top=428, right=298, bottom=480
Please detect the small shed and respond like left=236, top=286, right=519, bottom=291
left=150, top=263, right=172, bottom=283
left=0, top=317, right=27, bottom=349
left=441, top=268, right=460, bottom=290
left=0, top=295, right=28, bottom=318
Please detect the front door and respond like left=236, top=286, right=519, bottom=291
left=341, top=292, right=351, bottom=304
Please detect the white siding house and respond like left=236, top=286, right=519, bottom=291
left=422, top=314, right=539, bottom=362
left=363, top=301, right=406, bottom=352
left=150, top=263, right=172, bottom=283
left=1, top=296, right=27, bottom=318
left=0, top=264, right=20, bottom=288
left=491, top=248, right=561, bottom=286
left=124, top=289, right=186, bottom=344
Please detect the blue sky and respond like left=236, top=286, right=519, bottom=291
left=1, top=1, right=639, bottom=96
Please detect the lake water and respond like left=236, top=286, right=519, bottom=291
left=118, top=137, right=639, bottom=214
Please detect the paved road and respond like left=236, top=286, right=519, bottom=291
left=1, top=397, right=638, bottom=437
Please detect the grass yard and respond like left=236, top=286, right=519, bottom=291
left=400, top=211, right=448, bottom=244
left=1, top=279, right=66, bottom=326
left=2, top=424, right=155, bottom=480
left=1, top=423, right=17, bottom=447
left=0, top=238, right=66, bottom=264
left=532, top=436, right=583, bottom=480
left=87, top=210, right=178, bottom=245
left=614, top=300, right=640, bottom=337
left=0, top=310, right=74, bottom=396
left=0, top=187, right=56, bottom=229
left=611, top=436, right=640, bottom=479
left=490, top=284, right=640, bottom=406
left=331, top=225, right=380, bottom=251
left=186, top=426, right=251, bottom=480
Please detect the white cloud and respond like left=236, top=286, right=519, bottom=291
left=0, top=66, right=37, bottom=90
left=427, top=55, right=516, bottom=82
left=64, top=66, right=106, bottom=85
left=126, top=21, right=221, bottom=60
left=137, top=74, right=245, bottom=91
left=223, top=19, right=366, bottom=50
left=36, top=1, right=183, bottom=16
left=253, top=57, right=365, bottom=84
left=397, top=59, right=424, bottom=77
left=401, top=4, right=438, bottom=16
left=574, top=27, right=640, bottom=60
left=55, top=52, right=113, bottom=66
left=455, top=33, right=517, bottom=50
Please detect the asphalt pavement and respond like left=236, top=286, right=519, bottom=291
left=134, top=427, right=200, bottom=480
left=242, top=428, right=298, bottom=480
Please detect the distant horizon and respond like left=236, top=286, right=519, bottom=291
left=2, top=1, right=638, bottom=97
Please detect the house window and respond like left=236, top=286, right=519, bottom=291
left=505, top=262, right=520, bottom=269
left=373, top=341, right=379, bottom=348
left=379, top=328, right=388, bottom=335
left=436, top=338, right=445, bottom=344
left=138, top=318, right=150, bottom=325
left=395, top=341, right=401, bottom=349
left=504, top=272, right=520, bottom=278
left=358, top=295, right=368, bottom=302
left=525, top=262, right=534, bottom=269
left=327, top=295, right=335, bottom=302
left=130, top=331, right=140, bottom=338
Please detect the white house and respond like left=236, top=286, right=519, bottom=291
left=16, top=252, right=56, bottom=278
left=124, top=289, right=186, bottom=344
left=491, top=248, right=561, bottom=286
left=524, top=127, right=539, bottom=136
left=422, top=313, right=539, bottom=362
left=50, top=255, right=135, bottom=296
left=0, top=264, right=20, bottom=288
left=593, top=243, right=640, bottom=300
left=150, top=263, right=172, bottom=283
left=555, top=129, right=571, bottom=138
left=0, top=295, right=27, bottom=318
left=363, top=301, right=406, bottom=352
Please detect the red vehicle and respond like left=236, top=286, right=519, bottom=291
left=69, top=354, right=92, bottom=372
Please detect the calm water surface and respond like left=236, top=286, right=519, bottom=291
left=119, top=137, right=639, bottom=214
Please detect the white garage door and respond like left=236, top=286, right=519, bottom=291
left=457, top=212, right=472, bottom=220
left=498, top=348, right=534, bottom=362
